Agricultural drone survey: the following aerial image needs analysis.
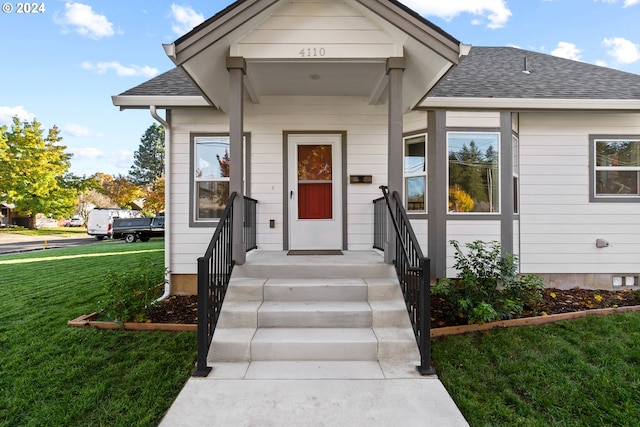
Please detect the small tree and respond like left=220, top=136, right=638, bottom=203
left=128, top=123, right=165, bottom=185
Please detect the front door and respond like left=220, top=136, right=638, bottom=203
left=288, top=134, right=342, bottom=250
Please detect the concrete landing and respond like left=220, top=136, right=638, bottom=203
left=159, top=376, right=469, bottom=426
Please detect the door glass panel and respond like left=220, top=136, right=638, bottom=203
left=298, top=144, right=332, bottom=219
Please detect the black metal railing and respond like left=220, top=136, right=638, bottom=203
left=193, top=192, right=236, bottom=377
left=373, top=196, right=386, bottom=251
left=377, top=186, right=435, bottom=375
left=244, top=196, right=258, bottom=252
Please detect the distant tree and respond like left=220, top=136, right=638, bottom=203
left=143, top=175, right=165, bottom=215
left=0, top=117, right=89, bottom=228
left=97, top=173, right=142, bottom=209
left=128, top=123, right=165, bottom=185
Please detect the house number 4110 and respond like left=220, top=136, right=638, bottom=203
left=299, top=48, right=326, bottom=57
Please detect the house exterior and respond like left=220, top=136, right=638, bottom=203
left=112, top=0, right=640, bottom=294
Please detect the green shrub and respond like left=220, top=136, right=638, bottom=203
left=432, top=240, right=545, bottom=324
left=98, top=263, right=165, bottom=323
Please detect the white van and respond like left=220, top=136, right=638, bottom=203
left=87, top=208, right=142, bottom=240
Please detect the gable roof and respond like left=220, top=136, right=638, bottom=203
left=114, top=46, right=640, bottom=111
left=421, top=46, right=640, bottom=110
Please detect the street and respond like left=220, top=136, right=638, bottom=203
left=0, top=233, right=106, bottom=255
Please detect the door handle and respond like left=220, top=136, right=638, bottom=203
left=290, top=190, right=293, bottom=199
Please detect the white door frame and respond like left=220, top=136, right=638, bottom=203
left=286, top=133, right=345, bottom=250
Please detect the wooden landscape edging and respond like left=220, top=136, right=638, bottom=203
left=430, top=304, right=640, bottom=337
left=67, top=312, right=196, bottom=332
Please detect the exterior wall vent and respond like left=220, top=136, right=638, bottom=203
left=613, top=275, right=638, bottom=287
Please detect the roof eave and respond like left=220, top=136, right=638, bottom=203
left=418, top=97, right=640, bottom=111
left=111, top=95, right=210, bottom=110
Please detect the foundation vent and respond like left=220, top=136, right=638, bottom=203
left=613, top=275, right=638, bottom=287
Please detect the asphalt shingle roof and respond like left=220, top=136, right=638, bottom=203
left=117, top=67, right=202, bottom=97
left=429, top=46, right=640, bottom=100
left=116, top=47, right=640, bottom=101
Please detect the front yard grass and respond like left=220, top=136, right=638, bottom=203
left=0, top=241, right=195, bottom=427
left=433, top=311, right=640, bottom=426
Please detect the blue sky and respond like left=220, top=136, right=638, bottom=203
left=1, top=0, right=639, bottom=177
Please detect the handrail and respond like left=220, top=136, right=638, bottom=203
left=244, top=196, right=258, bottom=252
left=377, top=186, right=435, bottom=375
left=192, top=192, right=237, bottom=377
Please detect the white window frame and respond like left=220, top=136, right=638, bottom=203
left=590, top=135, right=640, bottom=202
left=447, top=131, right=501, bottom=214
left=403, top=134, right=427, bottom=213
left=190, top=134, right=248, bottom=226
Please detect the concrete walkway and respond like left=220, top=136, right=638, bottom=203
left=160, top=373, right=469, bottom=426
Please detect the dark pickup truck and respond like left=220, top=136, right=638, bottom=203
left=112, top=217, right=165, bottom=243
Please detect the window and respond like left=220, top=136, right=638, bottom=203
left=512, top=134, right=519, bottom=214
left=193, top=136, right=230, bottom=221
left=404, top=135, right=426, bottom=212
left=592, top=137, right=640, bottom=200
left=448, top=132, right=500, bottom=213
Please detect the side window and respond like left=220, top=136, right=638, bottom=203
left=404, top=135, right=426, bottom=212
left=193, top=136, right=230, bottom=221
left=592, top=137, right=640, bottom=201
left=448, top=132, right=500, bottom=213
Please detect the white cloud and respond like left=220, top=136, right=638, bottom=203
left=603, top=37, right=640, bottom=64
left=551, top=42, right=582, bottom=61
left=401, top=0, right=512, bottom=29
left=0, top=106, right=36, bottom=126
left=54, top=2, right=114, bottom=39
left=81, top=61, right=159, bottom=78
left=171, top=4, right=205, bottom=36
left=62, top=123, right=104, bottom=138
left=71, top=147, right=133, bottom=167
left=595, top=0, right=639, bottom=5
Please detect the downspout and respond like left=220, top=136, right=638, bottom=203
left=150, top=105, right=171, bottom=301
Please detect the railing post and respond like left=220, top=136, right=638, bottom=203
left=417, top=257, right=436, bottom=375
left=193, top=256, right=212, bottom=377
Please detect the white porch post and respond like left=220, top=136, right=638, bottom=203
left=227, top=57, right=246, bottom=265
left=385, top=57, right=405, bottom=264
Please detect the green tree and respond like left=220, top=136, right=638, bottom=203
left=128, top=123, right=165, bottom=185
left=0, top=117, right=87, bottom=228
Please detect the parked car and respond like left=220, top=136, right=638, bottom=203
left=63, top=217, right=84, bottom=227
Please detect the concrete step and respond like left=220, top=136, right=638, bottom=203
left=251, top=328, right=378, bottom=361
left=258, top=301, right=372, bottom=328
left=264, top=278, right=367, bottom=302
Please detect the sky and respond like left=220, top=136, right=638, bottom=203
left=1, top=0, right=639, bottom=177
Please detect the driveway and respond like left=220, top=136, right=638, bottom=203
left=0, top=233, right=103, bottom=255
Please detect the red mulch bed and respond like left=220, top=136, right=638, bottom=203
left=146, top=288, right=640, bottom=327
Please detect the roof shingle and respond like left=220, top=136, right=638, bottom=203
left=429, top=46, right=640, bottom=100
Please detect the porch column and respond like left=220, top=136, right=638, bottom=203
left=427, top=110, right=447, bottom=279
left=500, top=112, right=514, bottom=256
left=227, top=57, right=246, bottom=265
left=385, top=57, right=405, bottom=264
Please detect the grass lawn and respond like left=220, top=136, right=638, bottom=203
left=0, top=240, right=195, bottom=427
left=433, top=312, right=640, bottom=426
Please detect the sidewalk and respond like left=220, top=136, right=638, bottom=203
left=160, top=371, right=469, bottom=426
